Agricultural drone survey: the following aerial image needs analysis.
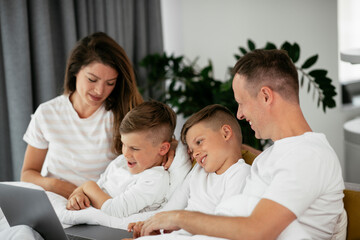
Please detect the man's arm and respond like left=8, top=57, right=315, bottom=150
left=140, top=198, right=296, bottom=240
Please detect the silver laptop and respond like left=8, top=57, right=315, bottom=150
left=0, top=183, right=133, bottom=240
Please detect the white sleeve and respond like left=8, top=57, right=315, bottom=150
left=23, top=105, right=48, bottom=149
left=262, top=147, right=340, bottom=217
left=101, top=169, right=169, bottom=218
left=103, top=169, right=193, bottom=226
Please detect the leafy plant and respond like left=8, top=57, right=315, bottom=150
left=139, top=53, right=265, bottom=149
left=237, top=40, right=337, bottom=112
left=140, top=40, right=337, bottom=150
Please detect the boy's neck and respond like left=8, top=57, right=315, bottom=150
left=215, top=147, right=243, bottom=175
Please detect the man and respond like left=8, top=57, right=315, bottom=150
left=133, top=49, right=345, bottom=239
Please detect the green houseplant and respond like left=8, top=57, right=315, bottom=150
left=139, top=40, right=337, bottom=150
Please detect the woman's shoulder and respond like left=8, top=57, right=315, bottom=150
left=35, top=95, right=69, bottom=112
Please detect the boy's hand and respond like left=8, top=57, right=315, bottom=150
left=127, top=221, right=144, bottom=238
left=66, top=189, right=90, bottom=210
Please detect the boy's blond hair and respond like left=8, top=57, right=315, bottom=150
left=120, top=101, right=176, bottom=145
left=180, top=104, right=242, bottom=145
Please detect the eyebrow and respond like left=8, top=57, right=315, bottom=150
left=86, top=72, right=117, bottom=81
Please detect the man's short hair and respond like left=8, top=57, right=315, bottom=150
left=181, top=104, right=242, bottom=145
left=232, top=49, right=299, bottom=103
left=120, top=100, right=176, bottom=144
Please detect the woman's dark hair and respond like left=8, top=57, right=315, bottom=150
left=63, top=32, right=143, bottom=154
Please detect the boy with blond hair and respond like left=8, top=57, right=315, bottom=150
left=66, top=100, right=176, bottom=218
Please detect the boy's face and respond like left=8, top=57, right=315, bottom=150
left=185, top=122, right=229, bottom=174
left=121, top=130, right=164, bottom=174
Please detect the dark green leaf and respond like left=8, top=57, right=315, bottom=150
left=239, top=47, right=247, bottom=55
left=280, top=42, right=300, bottom=63
left=281, top=42, right=291, bottom=53
left=292, top=43, right=300, bottom=63
left=300, top=75, right=304, bottom=87
left=313, top=88, right=316, bottom=100
left=248, top=40, right=256, bottom=51
left=234, top=54, right=241, bottom=60
left=309, top=69, right=328, bottom=78
left=323, top=97, right=336, bottom=110
left=314, top=77, right=332, bottom=87
left=264, top=42, right=277, bottom=50
left=301, top=55, right=318, bottom=69
left=307, top=81, right=311, bottom=93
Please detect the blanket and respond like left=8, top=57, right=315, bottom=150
left=0, top=181, right=160, bottom=231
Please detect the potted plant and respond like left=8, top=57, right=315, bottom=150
left=139, top=40, right=337, bottom=150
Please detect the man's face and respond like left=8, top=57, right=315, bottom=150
left=232, top=74, right=267, bottom=139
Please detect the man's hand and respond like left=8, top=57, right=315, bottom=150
left=128, top=221, right=145, bottom=238
left=140, top=211, right=182, bottom=236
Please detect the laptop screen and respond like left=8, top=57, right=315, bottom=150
left=0, top=183, right=68, bottom=240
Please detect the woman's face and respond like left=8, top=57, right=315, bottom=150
left=74, top=62, right=118, bottom=110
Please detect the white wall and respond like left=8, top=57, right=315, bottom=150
left=161, top=0, right=360, bottom=179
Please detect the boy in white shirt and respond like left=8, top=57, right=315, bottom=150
left=128, top=104, right=250, bottom=237
left=66, top=101, right=176, bottom=218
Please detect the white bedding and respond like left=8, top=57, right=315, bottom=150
left=0, top=142, right=192, bottom=239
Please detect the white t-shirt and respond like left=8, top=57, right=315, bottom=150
left=98, top=155, right=170, bottom=218
left=112, top=158, right=250, bottom=233
left=157, top=159, right=251, bottom=236
left=241, top=132, right=344, bottom=239
left=161, top=159, right=250, bottom=214
left=23, top=95, right=116, bottom=186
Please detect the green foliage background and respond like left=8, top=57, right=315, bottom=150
left=139, top=40, right=337, bottom=150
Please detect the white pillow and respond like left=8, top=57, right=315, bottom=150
left=166, top=141, right=192, bottom=199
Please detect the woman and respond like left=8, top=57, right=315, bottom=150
left=21, top=32, right=143, bottom=198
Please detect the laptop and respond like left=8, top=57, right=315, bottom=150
left=0, top=183, right=133, bottom=240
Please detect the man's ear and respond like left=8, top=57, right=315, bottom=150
left=159, top=142, right=171, bottom=156
left=221, top=125, right=233, bottom=141
left=259, top=86, right=273, bottom=104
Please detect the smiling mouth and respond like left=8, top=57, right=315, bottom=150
left=89, top=94, right=102, bottom=102
left=198, top=155, right=207, bottom=165
left=127, top=161, right=137, bottom=168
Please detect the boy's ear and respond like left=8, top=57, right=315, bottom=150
left=221, top=125, right=233, bottom=141
left=159, top=142, right=171, bottom=156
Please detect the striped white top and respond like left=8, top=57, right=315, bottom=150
left=23, top=95, right=117, bottom=186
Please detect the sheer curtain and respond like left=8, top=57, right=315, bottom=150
left=0, top=0, right=163, bottom=181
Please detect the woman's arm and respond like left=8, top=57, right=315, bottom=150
left=21, top=144, right=77, bottom=198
